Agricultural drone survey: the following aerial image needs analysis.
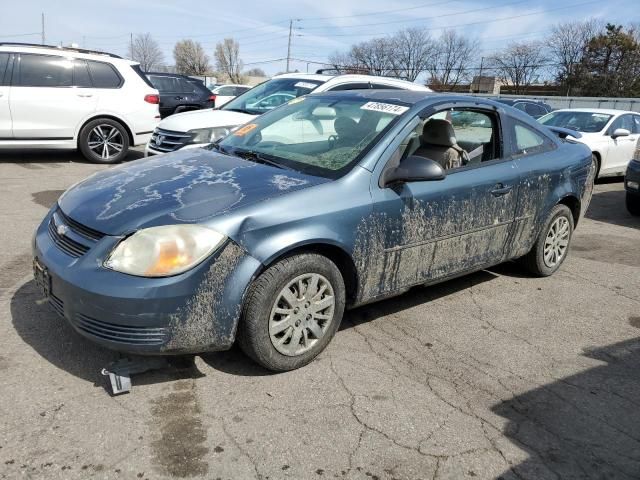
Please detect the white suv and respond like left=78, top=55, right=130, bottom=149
left=146, top=73, right=431, bottom=156
left=0, top=43, right=160, bottom=163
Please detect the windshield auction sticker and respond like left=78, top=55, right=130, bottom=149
left=360, top=102, right=409, bottom=115
left=294, top=81, right=318, bottom=89
left=233, top=123, right=258, bottom=136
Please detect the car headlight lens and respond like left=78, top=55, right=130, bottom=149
left=104, top=225, right=226, bottom=277
left=188, top=126, right=235, bottom=144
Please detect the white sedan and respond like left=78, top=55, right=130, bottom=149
left=210, top=84, right=251, bottom=108
left=539, top=108, right=640, bottom=178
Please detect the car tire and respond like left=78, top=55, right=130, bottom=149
left=592, top=154, right=601, bottom=182
left=520, top=204, right=574, bottom=277
left=627, top=192, right=640, bottom=216
left=237, top=253, right=346, bottom=372
left=78, top=118, right=130, bottom=164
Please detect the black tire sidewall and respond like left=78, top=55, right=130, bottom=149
left=532, top=204, right=574, bottom=276
left=79, top=119, right=129, bottom=164
left=627, top=192, right=640, bottom=216
left=239, top=254, right=346, bottom=372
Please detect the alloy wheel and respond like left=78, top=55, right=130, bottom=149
left=88, top=124, right=124, bottom=160
left=543, top=216, right=570, bottom=268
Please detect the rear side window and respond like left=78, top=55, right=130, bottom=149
left=149, top=75, right=180, bottom=92
left=525, top=103, right=546, bottom=117
left=0, top=53, right=10, bottom=85
left=131, top=65, right=154, bottom=88
left=514, top=103, right=527, bottom=112
left=371, top=83, right=403, bottom=90
left=513, top=121, right=555, bottom=156
left=73, top=60, right=92, bottom=87
left=179, top=78, right=197, bottom=93
left=17, top=54, right=72, bottom=87
left=87, top=61, right=122, bottom=88
left=217, top=86, right=236, bottom=95
left=328, top=82, right=370, bottom=91
left=235, top=86, right=250, bottom=95
left=633, top=115, right=640, bottom=134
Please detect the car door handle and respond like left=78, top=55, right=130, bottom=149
left=490, top=184, right=513, bottom=196
left=77, top=94, right=93, bottom=98
left=174, top=96, right=184, bottom=100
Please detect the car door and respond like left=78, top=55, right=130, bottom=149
left=0, top=52, right=12, bottom=137
left=366, top=105, right=520, bottom=297
left=605, top=114, right=638, bottom=173
left=9, top=53, right=98, bottom=139
left=505, top=119, right=562, bottom=259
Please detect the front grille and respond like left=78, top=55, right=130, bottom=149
left=48, top=208, right=104, bottom=258
left=49, top=294, right=65, bottom=318
left=73, top=313, right=167, bottom=346
left=57, top=209, right=105, bottom=241
left=149, top=128, right=192, bottom=153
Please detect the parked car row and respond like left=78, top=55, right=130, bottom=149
left=145, top=72, right=431, bottom=156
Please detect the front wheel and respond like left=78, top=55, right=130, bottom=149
left=237, top=253, right=346, bottom=371
left=78, top=118, right=130, bottom=164
left=519, top=204, right=574, bottom=277
left=627, top=192, right=640, bottom=216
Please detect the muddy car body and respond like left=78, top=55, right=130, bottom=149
left=33, top=91, right=594, bottom=371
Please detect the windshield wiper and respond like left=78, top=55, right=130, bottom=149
left=232, top=148, right=289, bottom=170
left=223, top=107, right=253, bottom=115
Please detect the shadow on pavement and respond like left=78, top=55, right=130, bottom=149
left=0, top=148, right=144, bottom=165
left=10, top=280, right=204, bottom=390
left=493, top=336, right=640, bottom=479
left=586, top=180, right=640, bottom=230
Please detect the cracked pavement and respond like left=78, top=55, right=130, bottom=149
left=1, top=151, right=639, bottom=480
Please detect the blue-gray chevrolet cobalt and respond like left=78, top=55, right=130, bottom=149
left=33, top=91, right=595, bottom=371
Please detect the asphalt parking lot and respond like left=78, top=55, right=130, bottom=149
left=1, top=151, right=639, bottom=480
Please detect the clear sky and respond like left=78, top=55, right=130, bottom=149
left=1, top=0, right=638, bottom=75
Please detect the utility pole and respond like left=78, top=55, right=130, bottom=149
left=286, top=20, right=293, bottom=73
left=130, top=33, right=133, bottom=58
left=41, top=13, right=45, bottom=45
left=476, top=57, right=485, bottom=93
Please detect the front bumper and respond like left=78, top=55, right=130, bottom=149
left=33, top=208, right=261, bottom=355
left=625, top=159, right=640, bottom=196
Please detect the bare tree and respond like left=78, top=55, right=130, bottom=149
left=329, top=38, right=396, bottom=76
left=244, top=67, right=266, bottom=77
left=215, top=38, right=244, bottom=83
left=428, top=30, right=475, bottom=88
left=391, top=28, right=435, bottom=81
left=489, top=41, right=547, bottom=94
left=127, top=33, right=164, bottom=72
left=173, top=40, right=210, bottom=75
left=547, top=19, right=602, bottom=95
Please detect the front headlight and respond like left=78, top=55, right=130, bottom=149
left=104, top=225, right=226, bottom=277
left=188, top=126, right=235, bottom=144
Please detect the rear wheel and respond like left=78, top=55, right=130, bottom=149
left=592, top=154, right=601, bottom=182
left=78, top=118, right=129, bottom=164
left=520, top=204, right=574, bottom=277
left=627, top=192, right=640, bottom=216
left=237, top=253, right=345, bottom=371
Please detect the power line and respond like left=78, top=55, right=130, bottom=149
left=298, top=0, right=461, bottom=22
left=301, top=0, right=530, bottom=31
left=298, top=0, right=604, bottom=38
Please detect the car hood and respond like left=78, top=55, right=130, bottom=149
left=158, top=108, right=257, bottom=132
left=58, top=149, right=329, bottom=235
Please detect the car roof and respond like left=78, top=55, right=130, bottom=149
left=0, top=43, right=131, bottom=63
left=551, top=108, right=635, bottom=115
left=272, top=72, right=429, bottom=90
left=310, top=89, right=476, bottom=105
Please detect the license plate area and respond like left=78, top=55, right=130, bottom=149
left=33, top=258, right=51, bottom=298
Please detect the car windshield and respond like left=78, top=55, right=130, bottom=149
left=221, top=78, right=325, bottom=115
left=539, top=111, right=612, bottom=133
left=216, top=96, right=409, bottom=179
